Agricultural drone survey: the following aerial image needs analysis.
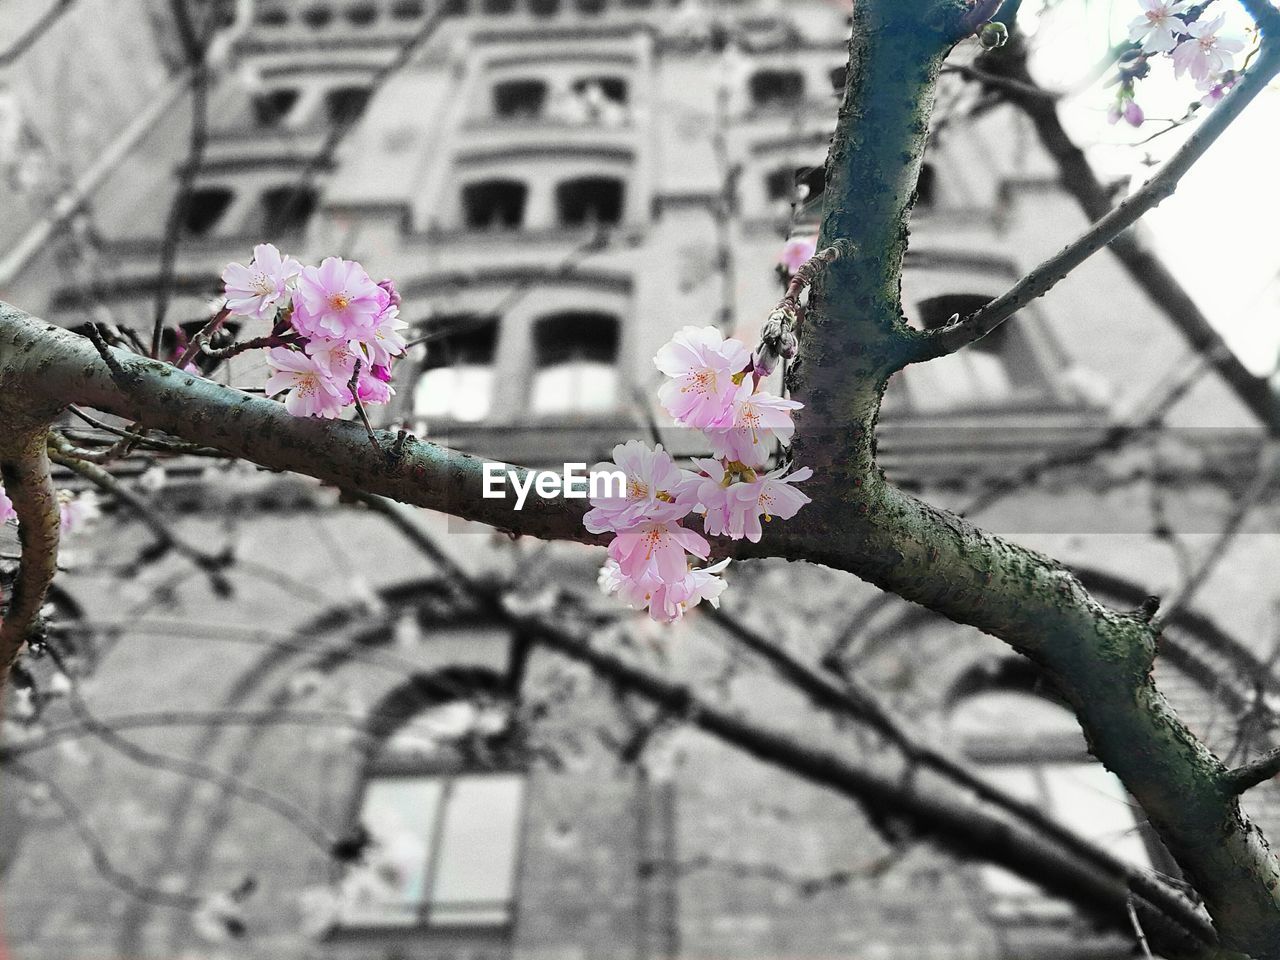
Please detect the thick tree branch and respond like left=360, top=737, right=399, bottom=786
left=786, top=3, right=1280, bottom=955
left=914, top=44, right=1280, bottom=362
left=0, top=422, right=59, bottom=671
left=0, top=302, right=606, bottom=546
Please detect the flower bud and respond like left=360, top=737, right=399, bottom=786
left=779, top=331, right=799, bottom=360
left=978, top=21, right=1008, bottom=50
left=377, top=278, right=401, bottom=308
left=753, top=346, right=780, bottom=379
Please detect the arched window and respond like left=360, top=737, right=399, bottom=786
left=257, top=6, right=289, bottom=26
left=461, top=179, right=527, bottom=229
left=344, top=1, right=378, bottom=25
left=530, top=312, right=620, bottom=415
left=748, top=69, right=804, bottom=109
left=326, top=86, right=373, bottom=127
left=390, top=0, right=424, bottom=18
left=301, top=4, right=334, bottom=28
left=555, top=176, right=625, bottom=227
left=260, top=185, right=319, bottom=233
left=413, top=316, right=499, bottom=424
left=252, top=88, right=300, bottom=127
left=569, top=76, right=629, bottom=125
left=181, top=187, right=235, bottom=237
left=340, top=694, right=525, bottom=929
left=493, top=79, right=548, bottom=119
left=951, top=663, right=1155, bottom=912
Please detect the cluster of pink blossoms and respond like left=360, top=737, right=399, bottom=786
left=221, top=244, right=408, bottom=419
left=1113, top=2, right=1245, bottom=126
left=587, top=326, right=812, bottom=623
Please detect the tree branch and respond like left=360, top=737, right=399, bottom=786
left=0, top=423, right=59, bottom=672
left=914, top=44, right=1280, bottom=362
left=966, top=26, right=1280, bottom=433
left=0, top=302, right=607, bottom=546
left=1224, top=747, right=1280, bottom=795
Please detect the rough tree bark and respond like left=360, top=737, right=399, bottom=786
left=4, top=0, right=1280, bottom=954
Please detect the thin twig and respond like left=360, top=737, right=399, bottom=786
left=1128, top=893, right=1157, bottom=960
left=1, top=758, right=202, bottom=908
left=0, top=0, right=78, bottom=68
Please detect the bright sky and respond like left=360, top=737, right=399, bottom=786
left=1021, top=0, right=1280, bottom=374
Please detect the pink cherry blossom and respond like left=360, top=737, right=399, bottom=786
left=292, top=257, right=384, bottom=340
left=1170, top=15, right=1243, bottom=84
left=221, top=243, right=302, bottom=321
left=679, top=457, right=734, bottom=537
left=704, top=383, right=804, bottom=468
left=356, top=364, right=395, bottom=405
left=608, top=508, right=710, bottom=584
left=779, top=236, right=817, bottom=274
left=1127, top=0, right=1189, bottom=54
left=599, top=556, right=730, bottom=622
left=0, top=483, right=15, bottom=524
left=654, top=326, right=752, bottom=429
left=584, top=441, right=695, bottom=534
left=265, top=347, right=349, bottom=418
left=1199, top=73, right=1238, bottom=106
left=727, top=465, right=813, bottom=543
left=359, top=301, right=409, bottom=368
left=304, top=336, right=358, bottom=381
left=646, top=558, right=732, bottom=622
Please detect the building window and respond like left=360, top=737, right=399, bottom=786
left=570, top=76, right=629, bottom=125
left=529, top=0, right=560, bottom=15
left=916, top=162, right=937, bottom=208
left=555, top=177, right=625, bottom=227
left=830, top=64, right=846, bottom=94
left=260, top=185, right=319, bottom=233
left=951, top=665, right=1156, bottom=915
left=391, top=0, right=424, bottom=17
left=258, top=6, right=289, bottom=26
left=530, top=313, right=619, bottom=415
left=572, top=76, right=627, bottom=105
left=441, top=0, right=468, bottom=13
left=575, top=0, right=606, bottom=13
left=301, top=4, right=334, bottom=28
left=326, top=86, right=373, bottom=126
left=341, top=699, right=525, bottom=930
left=345, top=2, right=378, bottom=25
left=181, top=187, right=235, bottom=237
left=461, top=179, right=527, bottom=229
left=765, top=164, right=825, bottom=204
left=748, top=69, right=804, bottom=109
left=413, top=316, right=498, bottom=423
left=252, top=88, right=300, bottom=127
left=493, top=79, right=548, bottom=119
left=482, top=0, right=517, bottom=12
left=900, top=294, right=1051, bottom=411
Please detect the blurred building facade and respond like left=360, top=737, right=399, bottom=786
left=2, top=2, right=1280, bottom=960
